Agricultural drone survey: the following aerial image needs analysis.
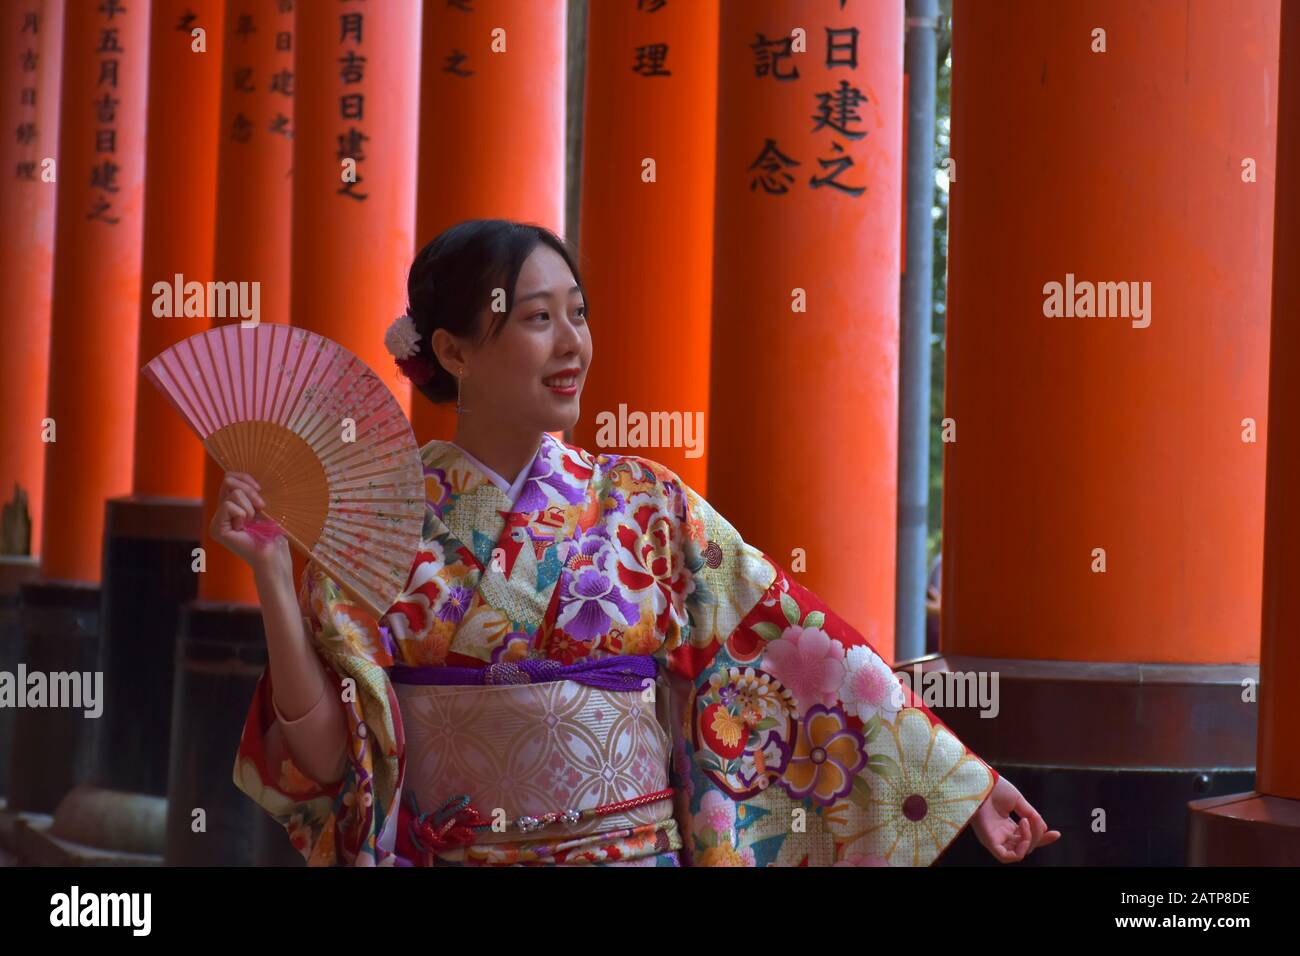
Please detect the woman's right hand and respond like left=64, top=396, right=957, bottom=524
left=210, top=472, right=292, bottom=586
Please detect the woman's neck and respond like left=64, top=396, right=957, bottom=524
left=450, top=420, right=544, bottom=484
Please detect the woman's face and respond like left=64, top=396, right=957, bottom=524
left=461, top=244, right=592, bottom=433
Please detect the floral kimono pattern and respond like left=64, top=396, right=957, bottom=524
left=234, top=432, right=997, bottom=866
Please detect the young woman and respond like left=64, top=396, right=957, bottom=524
left=219, top=219, right=1060, bottom=866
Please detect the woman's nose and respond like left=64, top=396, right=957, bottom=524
left=557, top=311, right=583, bottom=349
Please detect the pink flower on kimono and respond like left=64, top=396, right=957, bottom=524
left=760, top=626, right=846, bottom=715
left=839, top=645, right=906, bottom=723
left=629, top=742, right=655, bottom=784
left=545, top=752, right=582, bottom=800
left=833, top=854, right=889, bottom=866
left=698, top=789, right=736, bottom=835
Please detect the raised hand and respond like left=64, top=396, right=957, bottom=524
left=209, top=471, right=291, bottom=585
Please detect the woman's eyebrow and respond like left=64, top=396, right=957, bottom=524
left=515, top=284, right=583, bottom=305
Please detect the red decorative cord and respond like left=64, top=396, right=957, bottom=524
left=590, top=788, right=675, bottom=818
left=408, top=787, right=676, bottom=852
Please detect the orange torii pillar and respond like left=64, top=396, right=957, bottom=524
left=0, top=0, right=64, bottom=558
left=411, top=0, right=566, bottom=446
left=708, top=0, right=901, bottom=655
left=91, top=0, right=224, bottom=805
left=930, top=0, right=1279, bottom=865
left=166, top=0, right=299, bottom=868
left=0, top=0, right=64, bottom=802
left=11, top=0, right=150, bottom=815
left=194, top=0, right=294, bottom=611
left=1189, top=0, right=1300, bottom=865
left=289, top=0, right=417, bottom=408
left=570, top=0, right=718, bottom=491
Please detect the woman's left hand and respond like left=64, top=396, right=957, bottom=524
left=971, top=775, right=1061, bottom=863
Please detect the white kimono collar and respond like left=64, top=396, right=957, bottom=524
left=448, top=437, right=544, bottom=507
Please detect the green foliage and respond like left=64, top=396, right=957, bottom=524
left=927, top=18, right=952, bottom=566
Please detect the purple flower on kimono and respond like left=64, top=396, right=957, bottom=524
left=491, top=631, right=533, bottom=663
left=567, top=523, right=615, bottom=565
left=553, top=522, right=618, bottom=621
left=512, top=446, right=586, bottom=513
left=424, top=464, right=453, bottom=520
left=377, top=624, right=400, bottom=660
left=555, top=565, right=641, bottom=642
left=436, top=584, right=474, bottom=624
left=601, top=487, right=628, bottom=513
left=780, top=704, right=866, bottom=805
left=737, top=729, right=792, bottom=791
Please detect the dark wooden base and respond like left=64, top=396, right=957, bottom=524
left=1187, top=791, right=1300, bottom=865
left=8, top=580, right=101, bottom=814
left=164, top=600, right=303, bottom=866
left=0, top=556, right=39, bottom=798
left=936, top=763, right=1255, bottom=866
left=93, top=496, right=202, bottom=795
left=900, top=654, right=1260, bottom=866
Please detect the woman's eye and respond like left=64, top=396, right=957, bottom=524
left=574, top=306, right=587, bottom=321
left=530, top=312, right=549, bottom=322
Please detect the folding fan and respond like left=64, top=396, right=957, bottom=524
left=143, top=323, right=425, bottom=620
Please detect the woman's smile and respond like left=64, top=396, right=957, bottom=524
left=543, top=366, right=581, bottom=396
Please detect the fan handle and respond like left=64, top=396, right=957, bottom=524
left=262, top=514, right=390, bottom=622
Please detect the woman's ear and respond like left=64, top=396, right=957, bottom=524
left=428, top=327, right=465, bottom=376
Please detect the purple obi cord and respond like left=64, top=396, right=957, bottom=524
left=389, top=654, right=657, bottom=693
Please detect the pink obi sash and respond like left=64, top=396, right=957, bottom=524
left=390, top=657, right=675, bottom=861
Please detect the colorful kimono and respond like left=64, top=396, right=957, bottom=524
left=234, top=432, right=998, bottom=866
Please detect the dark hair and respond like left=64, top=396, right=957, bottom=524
left=404, top=219, right=586, bottom=404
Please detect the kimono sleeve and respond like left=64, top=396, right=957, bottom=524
left=662, top=477, right=998, bottom=867
left=232, top=562, right=404, bottom=866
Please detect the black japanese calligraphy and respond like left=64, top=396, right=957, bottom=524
left=632, top=43, right=671, bottom=77
left=748, top=138, right=801, bottom=195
